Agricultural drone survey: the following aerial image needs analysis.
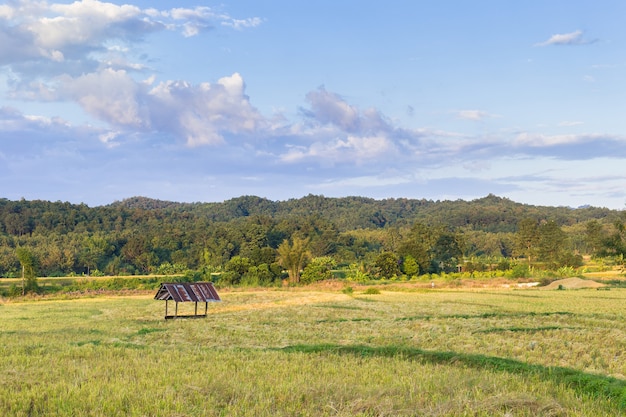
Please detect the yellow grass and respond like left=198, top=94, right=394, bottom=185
left=1, top=286, right=625, bottom=416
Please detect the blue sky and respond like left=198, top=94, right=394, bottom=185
left=1, top=0, right=625, bottom=208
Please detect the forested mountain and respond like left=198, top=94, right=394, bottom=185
left=0, top=194, right=622, bottom=282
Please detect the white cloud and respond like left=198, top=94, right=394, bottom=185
left=535, top=30, right=593, bottom=47
left=0, top=5, right=14, bottom=19
left=222, top=17, right=263, bottom=30
left=514, top=132, right=591, bottom=147
left=456, top=110, right=497, bottom=121
left=0, top=1, right=266, bottom=147
left=0, top=0, right=261, bottom=77
left=311, top=173, right=414, bottom=190
left=277, top=87, right=424, bottom=166
left=0, top=106, right=70, bottom=131
left=304, top=87, right=391, bottom=133
left=281, top=134, right=396, bottom=164
left=558, top=121, right=584, bottom=127
left=304, top=88, right=360, bottom=131
left=60, top=69, right=144, bottom=127
left=98, top=130, right=121, bottom=148
left=55, top=70, right=265, bottom=146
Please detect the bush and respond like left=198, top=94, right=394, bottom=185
left=363, top=287, right=380, bottom=295
left=216, top=270, right=240, bottom=286
left=508, top=264, right=531, bottom=279
left=301, top=257, right=335, bottom=284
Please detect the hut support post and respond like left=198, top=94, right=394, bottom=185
left=194, top=302, right=198, bottom=316
left=165, top=299, right=168, bottom=318
left=175, top=302, right=178, bottom=318
left=205, top=302, right=208, bottom=316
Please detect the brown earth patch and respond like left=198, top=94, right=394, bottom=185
left=542, top=277, right=604, bottom=290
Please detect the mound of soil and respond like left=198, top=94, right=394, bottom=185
left=542, top=277, right=604, bottom=290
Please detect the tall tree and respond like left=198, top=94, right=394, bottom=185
left=277, top=237, right=310, bottom=284
left=375, top=251, right=400, bottom=279
left=431, top=231, right=463, bottom=273
left=16, top=247, right=38, bottom=295
left=537, top=220, right=567, bottom=266
left=515, top=218, right=540, bottom=266
left=598, top=212, right=626, bottom=263
left=80, top=235, right=114, bottom=275
left=399, top=222, right=436, bottom=275
left=402, top=255, right=419, bottom=277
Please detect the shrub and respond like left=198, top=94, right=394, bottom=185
left=508, top=264, right=531, bottom=279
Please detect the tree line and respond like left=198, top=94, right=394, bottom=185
left=0, top=194, right=624, bottom=293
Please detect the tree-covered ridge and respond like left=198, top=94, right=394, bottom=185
left=0, top=194, right=613, bottom=236
left=0, top=194, right=622, bottom=285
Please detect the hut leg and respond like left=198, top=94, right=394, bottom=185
left=194, top=302, right=198, bottom=316
left=175, top=302, right=178, bottom=318
left=165, top=299, right=168, bottom=318
left=205, top=302, right=208, bottom=316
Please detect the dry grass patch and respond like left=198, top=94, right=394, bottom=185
left=1, top=287, right=625, bottom=415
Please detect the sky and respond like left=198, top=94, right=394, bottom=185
left=1, top=0, right=625, bottom=209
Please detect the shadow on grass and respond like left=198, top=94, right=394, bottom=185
left=473, top=325, right=576, bottom=334
left=280, top=343, right=626, bottom=409
left=396, top=311, right=573, bottom=321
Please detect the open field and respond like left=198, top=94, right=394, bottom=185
left=1, top=286, right=625, bottom=416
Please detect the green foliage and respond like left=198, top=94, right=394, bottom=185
left=346, top=263, right=370, bottom=282
left=508, top=264, right=531, bottom=279
left=0, top=196, right=621, bottom=284
left=16, top=246, right=39, bottom=294
left=301, top=256, right=336, bottom=284
left=515, top=217, right=540, bottom=265
left=374, top=251, right=399, bottom=279
left=277, top=237, right=310, bottom=284
left=217, top=270, right=241, bottom=286
left=401, top=255, right=419, bottom=278
left=245, top=263, right=278, bottom=286
left=362, top=287, right=380, bottom=295
left=156, top=262, right=188, bottom=275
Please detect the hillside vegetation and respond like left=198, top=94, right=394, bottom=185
left=0, top=194, right=624, bottom=293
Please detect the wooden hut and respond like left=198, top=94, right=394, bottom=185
left=154, top=282, right=221, bottom=319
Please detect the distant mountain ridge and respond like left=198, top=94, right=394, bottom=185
left=0, top=193, right=615, bottom=236
left=108, top=196, right=182, bottom=210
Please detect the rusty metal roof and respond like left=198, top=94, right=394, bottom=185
left=154, top=282, right=221, bottom=303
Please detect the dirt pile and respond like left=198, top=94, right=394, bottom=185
left=542, top=277, right=604, bottom=290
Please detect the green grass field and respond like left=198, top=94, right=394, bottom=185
left=1, top=285, right=625, bottom=416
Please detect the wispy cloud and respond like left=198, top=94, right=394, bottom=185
left=535, top=30, right=596, bottom=47
left=558, top=121, right=584, bottom=127
left=456, top=110, right=498, bottom=121
left=222, top=17, right=264, bottom=30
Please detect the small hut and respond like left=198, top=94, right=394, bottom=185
left=154, top=282, right=221, bottom=319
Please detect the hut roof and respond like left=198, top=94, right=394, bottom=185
left=154, top=282, right=221, bottom=303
